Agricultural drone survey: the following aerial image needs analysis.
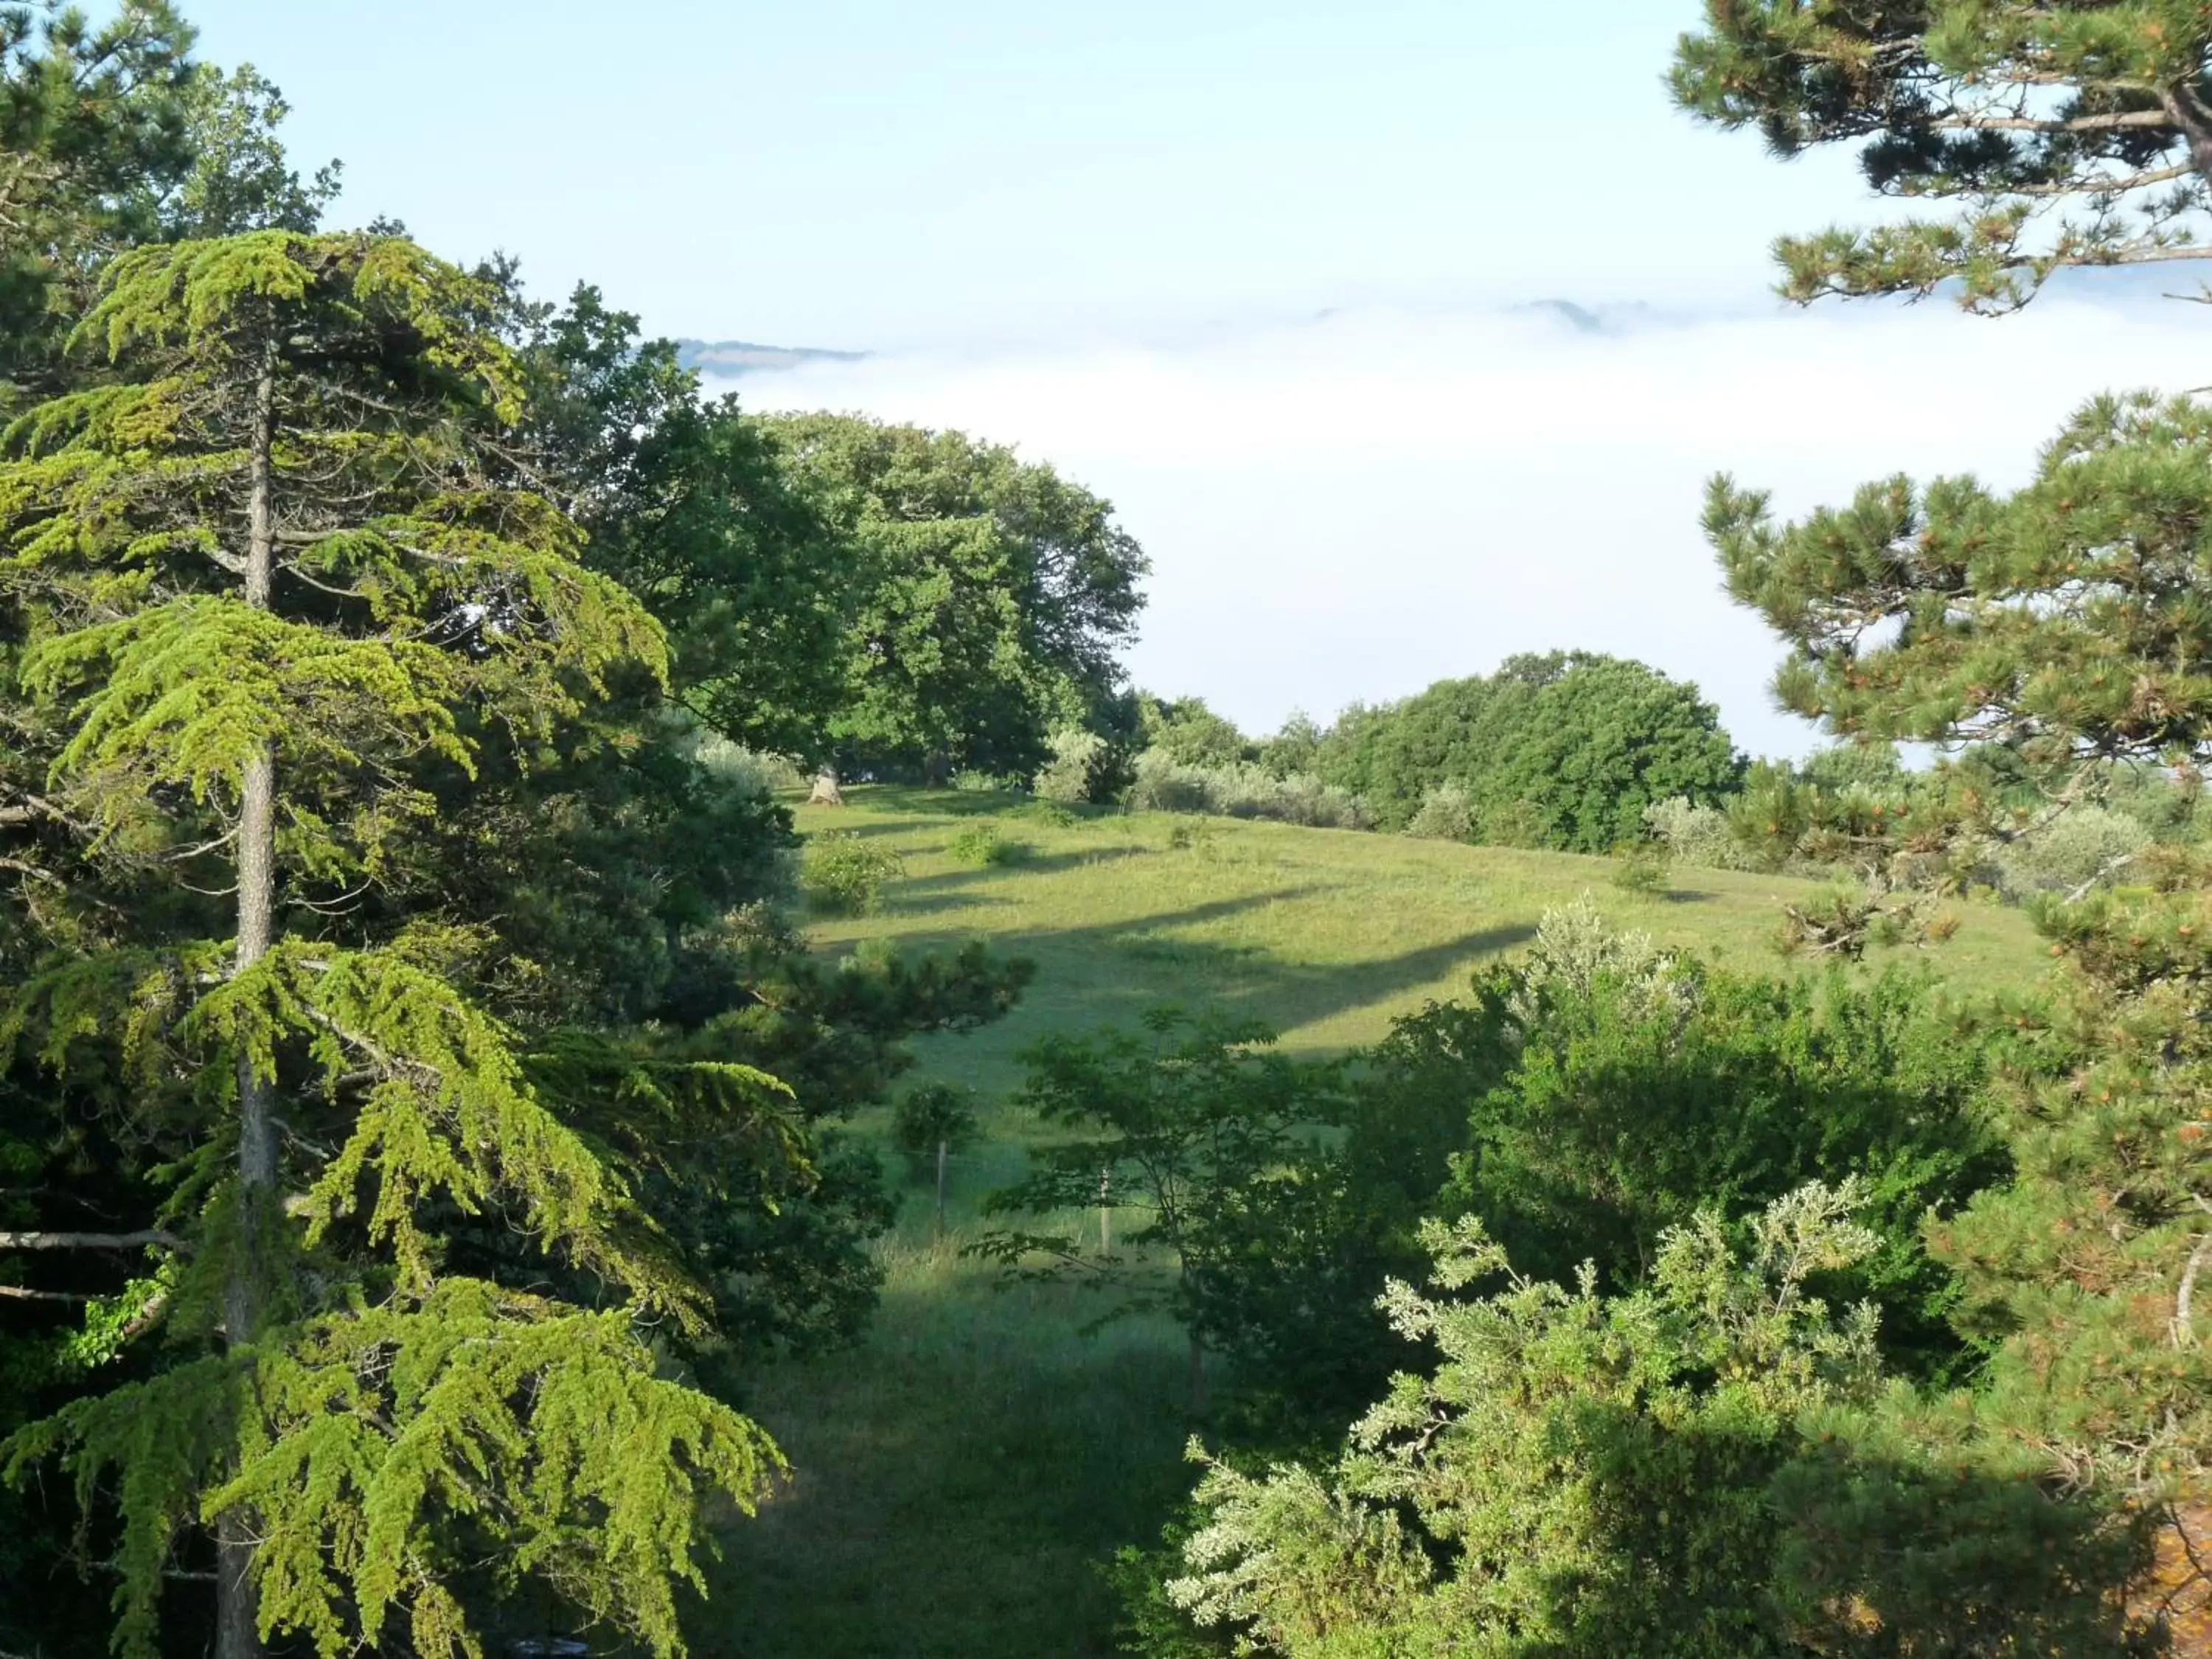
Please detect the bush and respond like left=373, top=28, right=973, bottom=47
left=1127, top=751, right=1375, bottom=830
left=1992, top=804, right=2151, bottom=900
left=1034, top=726, right=1115, bottom=804
left=1405, top=784, right=1475, bottom=842
left=1644, top=795, right=1761, bottom=871
left=947, top=821, right=1024, bottom=867
left=891, top=1080, right=981, bottom=1179
left=1610, top=839, right=1671, bottom=896
left=803, top=831, right=905, bottom=914
left=689, top=733, right=809, bottom=796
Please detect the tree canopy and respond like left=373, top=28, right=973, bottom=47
left=1313, top=653, right=1742, bottom=849
left=1672, top=1, right=2212, bottom=309
left=757, top=412, right=1149, bottom=779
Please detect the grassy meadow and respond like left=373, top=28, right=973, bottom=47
left=704, top=787, right=2047, bottom=1658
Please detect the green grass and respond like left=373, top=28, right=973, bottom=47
left=701, top=787, right=2047, bottom=1658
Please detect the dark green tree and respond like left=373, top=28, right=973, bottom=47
left=0, top=232, right=783, bottom=1658
left=1312, top=653, right=1741, bottom=847
left=1138, top=694, right=1252, bottom=768
left=0, top=1, right=195, bottom=397
left=758, top=411, right=1150, bottom=782
left=1672, top=1, right=2212, bottom=309
left=1706, top=387, right=2212, bottom=1624
left=515, top=288, right=859, bottom=759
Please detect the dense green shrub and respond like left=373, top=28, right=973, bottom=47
left=689, top=732, right=811, bottom=796
left=1644, top=794, right=1760, bottom=871
left=804, top=831, right=906, bottom=914
left=1139, top=695, right=1251, bottom=767
left=1152, top=1186, right=2127, bottom=1659
left=947, top=821, right=1024, bottom=866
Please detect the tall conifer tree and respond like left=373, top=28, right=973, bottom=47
left=0, top=232, right=782, bottom=1657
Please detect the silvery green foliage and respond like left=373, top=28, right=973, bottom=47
left=689, top=732, right=807, bottom=797
left=1034, top=725, right=1112, bottom=804
left=1404, top=785, right=1474, bottom=843
left=1504, top=897, right=1691, bottom=1033
left=1643, top=795, right=1761, bottom=872
left=1166, top=1184, right=1882, bottom=1658
left=1992, top=804, right=2151, bottom=902
left=1127, top=751, right=1375, bottom=831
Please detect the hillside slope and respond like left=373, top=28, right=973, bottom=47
left=798, top=787, right=2042, bottom=1098
left=705, top=787, right=2045, bottom=1659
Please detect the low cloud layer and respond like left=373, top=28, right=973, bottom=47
left=718, top=294, right=2206, bottom=760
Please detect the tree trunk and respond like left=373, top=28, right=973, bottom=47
left=2164, top=83, right=2212, bottom=193
left=1097, top=1167, right=1112, bottom=1255
left=808, top=765, right=844, bottom=807
left=217, top=344, right=280, bottom=1659
left=1188, top=1330, right=1206, bottom=1415
left=920, top=748, right=950, bottom=788
left=933, top=1137, right=948, bottom=1239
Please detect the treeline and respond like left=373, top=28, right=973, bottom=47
left=1042, top=651, right=1744, bottom=853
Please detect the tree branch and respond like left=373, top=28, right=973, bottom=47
left=0, top=1229, right=187, bottom=1252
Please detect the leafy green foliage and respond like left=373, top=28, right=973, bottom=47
left=1672, top=1, right=2212, bottom=310
left=1140, top=695, right=1252, bottom=768
left=947, top=819, right=1024, bottom=867
left=1708, top=393, right=2212, bottom=771
left=803, top=830, right=905, bottom=915
left=1033, top=723, right=1117, bottom=804
left=1704, top=381, right=2212, bottom=1617
left=1155, top=1187, right=2135, bottom=1658
left=1443, top=952, right=2006, bottom=1380
left=1312, top=653, right=1742, bottom=849
left=891, top=1079, right=980, bottom=1178
left=1126, top=753, right=1376, bottom=830
left=516, top=289, right=858, bottom=759
left=757, top=412, right=1150, bottom=779
left=975, top=1009, right=1348, bottom=1342
left=0, top=2, right=196, bottom=397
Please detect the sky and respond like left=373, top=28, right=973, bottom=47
left=179, top=1, right=2212, bottom=757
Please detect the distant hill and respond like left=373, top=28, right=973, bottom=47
left=675, top=338, right=868, bottom=378
left=1514, top=298, right=1660, bottom=333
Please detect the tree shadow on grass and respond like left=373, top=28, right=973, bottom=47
left=991, top=908, right=1540, bottom=1047
left=891, top=844, right=1152, bottom=897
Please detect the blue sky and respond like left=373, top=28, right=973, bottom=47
left=182, top=1, right=1876, bottom=345
left=176, top=3, right=2208, bottom=757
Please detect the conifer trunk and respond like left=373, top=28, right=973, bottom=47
left=217, top=344, right=280, bottom=1659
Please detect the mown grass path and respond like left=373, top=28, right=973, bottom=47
left=705, top=789, right=2045, bottom=1657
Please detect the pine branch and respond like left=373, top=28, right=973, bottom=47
left=0, top=1229, right=186, bottom=1251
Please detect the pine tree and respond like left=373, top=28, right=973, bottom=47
left=0, top=232, right=783, bottom=1657
left=1672, top=1, right=2212, bottom=309
left=1708, top=390, right=2212, bottom=1630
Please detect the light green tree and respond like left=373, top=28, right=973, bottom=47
left=0, top=232, right=782, bottom=1658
